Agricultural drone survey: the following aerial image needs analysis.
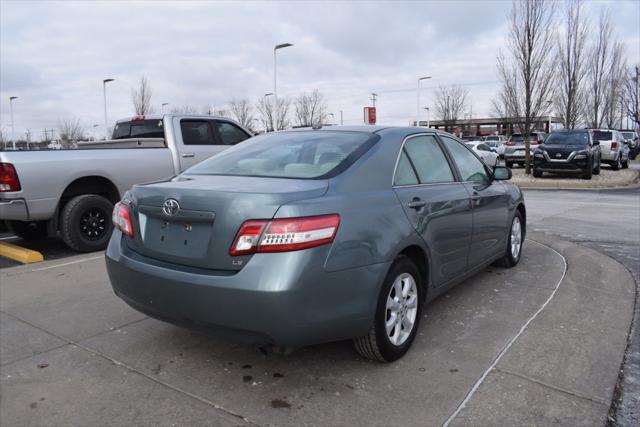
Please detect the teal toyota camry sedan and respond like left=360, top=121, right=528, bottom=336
left=106, top=126, right=525, bottom=362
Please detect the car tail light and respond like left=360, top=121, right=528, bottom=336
left=229, top=214, right=340, bottom=256
left=112, top=201, right=134, bottom=237
left=0, top=163, right=21, bottom=192
left=132, top=115, right=145, bottom=121
left=611, top=142, right=617, bottom=150
left=506, top=140, right=515, bottom=146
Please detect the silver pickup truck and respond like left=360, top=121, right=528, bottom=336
left=0, top=114, right=252, bottom=252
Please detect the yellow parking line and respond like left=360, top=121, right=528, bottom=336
left=0, top=241, right=44, bottom=264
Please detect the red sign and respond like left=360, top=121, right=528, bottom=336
left=364, top=107, right=376, bottom=125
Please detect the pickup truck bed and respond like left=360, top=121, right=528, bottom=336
left=0, top=114, right=252, bottom=252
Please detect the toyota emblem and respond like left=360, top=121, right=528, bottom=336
left=162, top=199, right=180, bottom=216
left=555, top=153, right=562, bottom=158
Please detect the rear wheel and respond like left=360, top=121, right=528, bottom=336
left=6, top=220, right=48, bottom=241
left=612, top=155, right=621, bottom=170
left=354, top=256, right=422, bottom=362
left=494, top=210, right=524, bottom=268
left=60, top=194, right=114, bottom=252
left=622, top=157, right=629, bottom=169
left=532, top=169, right=542, bottom=178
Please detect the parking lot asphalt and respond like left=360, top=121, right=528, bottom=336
left=0, top=231, right=634, bottom=426
left=1, top=185, right=638, bottom=426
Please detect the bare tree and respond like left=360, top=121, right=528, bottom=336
left=57, top=118, right=84, bottom=148
left=624, top=65, right=640, bottom=130
left=434, top=85, right=469, bottom=131
left=586, top=9, right=612, bottom=128
left=555, top=0, right=589, bottom=129
left=170, top=105, right=198, bottom=114
left=257, top=96, right=291, bottom=131
left=294, top=90, right=327, bottom=127
left=229, top=98, right=255, bottom=130
left=496, top=0, right=555, bottom=174
left=131, top=76, right=154, bottom=115
left=603, top=42, right=627, bottom=128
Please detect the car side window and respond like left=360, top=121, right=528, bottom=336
left=394, top=150, right=419, bottom=186
left=477, top=144, right=490, bottom=151
left=215, top=121, right=250, bottom=145
left=401, top=135, right=455, bottom=184
left=440, top=136, right=490, bottom=184
left=180, top=120, right=215, bottom=145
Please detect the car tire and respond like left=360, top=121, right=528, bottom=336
left=612, top=155, right=621, bottom=171
left=532, top=169, right=542, bottom=178
left=494, top=210, right=524, bottom=268
left=593, top=159, right=601, bottom=175
left=60, top=194, right=114, bottom=252
left=622, top=157, right=629, bottom=169
left=354, top=255, right=423, bottom=362
left=6, top=220, right=48, bottom=241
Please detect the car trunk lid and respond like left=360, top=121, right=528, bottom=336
left=125, top=175, right=328, bottom=271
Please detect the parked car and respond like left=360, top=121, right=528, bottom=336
left=532, top=129, right=601, bottom=180
left=465, top=141, right=500, bottom=165
left=482, top=135, right=507, bottom=156
left=106, top=126, right=526, bottom=362
left=0, top=114, right=252, bottom=251
left=461, top=135, right=480, bottom=142
left=619, top=129, right=639, bottom=160
left=591, top=129, right=629, bottom=170
left=504, top=132, right=547, bottom=168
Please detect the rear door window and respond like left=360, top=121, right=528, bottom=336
left=180, top=120, right=216, bottom=145
left=214, top=121, right=250, bottom=145
left=397, top=135, right=454, bottom=184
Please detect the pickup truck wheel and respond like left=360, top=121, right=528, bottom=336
left=494, top=210, right=524, bottom=268
left=6, top=220, right=48, bottom=241
left=60, top=194, right=114, bottom=252
left=532, top=169, right=542, bottom=178
left=353, top=255, right=422, bottom=362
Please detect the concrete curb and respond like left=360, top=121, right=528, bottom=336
left=512, top=169, right=640, bottom=190
left=451, top=233, right=636, bottom=426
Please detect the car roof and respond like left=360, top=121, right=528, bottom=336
left=283, top=125, right=448, bottom=136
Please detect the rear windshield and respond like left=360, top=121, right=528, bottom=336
left=112, top=120, right=164, bottom=139
left=592, top=131, right=612, bottom=141
left=545, top=131, right=589, bottom=145
left=186, top=131, right=379, bottom=179
left=511, top=133, right=539, bottom=143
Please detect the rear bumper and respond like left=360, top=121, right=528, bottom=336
left=601, top=151, right=619, bottom=162
left=105, top=232, right=389, bottom=347
left=0, top=198, right=28, bottom=221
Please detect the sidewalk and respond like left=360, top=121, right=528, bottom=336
left=511, top=167, right=639, bottom=189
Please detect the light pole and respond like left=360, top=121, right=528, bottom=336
left=424, top=107, right=430, bottom=128
left=103, top=78, right=114, bottom=140
left=340, top=110, right=343, bottom=125
left=274, top=43, right=293, bottom=131
left=9, top=96, right=18, bottom=150
left=547, top=99, right=553, bottom=132
left=161, top=103, right=169, bottom=114
left=417, top=76, right=431, bottom=126
left=264, top=93, right=274, bottom=131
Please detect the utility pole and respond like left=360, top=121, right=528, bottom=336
left=370, top=92, right=377, bottom=107
left=273, top=43, right=293, bottom=131
left=9, top=96, right=18, bottom=150
left=340, top=110, right=343, bottom=125
left=103, top=78, right=115, bottom=140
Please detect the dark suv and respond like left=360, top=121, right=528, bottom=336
left=532, top=129, right=601, bottom=180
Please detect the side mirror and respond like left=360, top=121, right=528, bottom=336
left=593, top=140, right=600, bottom=146
left=493, top=166, right=512, bottom=181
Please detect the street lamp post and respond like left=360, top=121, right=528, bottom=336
left=161, top=103, right=169, bottom=114
left=328, top=113, right=335, bottom=125
left=9, top=96, right=18, bottom=150
left=264, top=93, right=274, bottom=132
left=274, top=43, right=293, bottom=131
left=340, top=110, right=343, bottom=126
left=417, top=76, right=431, bottom=126
left=102, top=78, right=114, bottom=140
left=424, top=107, right=430, bottom=128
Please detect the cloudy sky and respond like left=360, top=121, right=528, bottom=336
left=1, top=0, right=639, bottom=140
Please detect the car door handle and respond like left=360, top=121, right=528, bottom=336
left=181, top=153, right=195, bottom=158
left=407, top=199, right=427, bottom=210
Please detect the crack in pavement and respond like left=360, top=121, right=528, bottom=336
left=0, top=310, right=257, bottom=425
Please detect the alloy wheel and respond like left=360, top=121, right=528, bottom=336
left=385, top=273, right=418, bottom=346
left=510, top=216, right=522, bottom=260
left=80, top=208, right=108, bottom=240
